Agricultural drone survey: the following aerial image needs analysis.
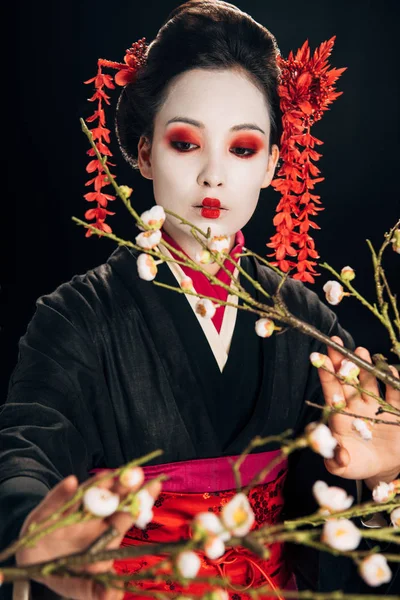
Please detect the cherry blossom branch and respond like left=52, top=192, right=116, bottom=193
left=305, top=400, right=400, bottom=426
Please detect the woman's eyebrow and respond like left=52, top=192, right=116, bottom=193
left=166, top=116, right=265, bottom=134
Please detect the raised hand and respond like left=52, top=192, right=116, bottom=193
left=316, top=336, right=400, bottom=487
left=16, top=471, right=162, bottom=600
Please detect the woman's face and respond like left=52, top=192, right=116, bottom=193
left=138, top=68, right=279, bottom=248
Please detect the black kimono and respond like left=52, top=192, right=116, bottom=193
left=0, top=244, right=398, bottom=598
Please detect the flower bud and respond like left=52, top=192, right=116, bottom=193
left=195, top=298, right=217, bottom=319
left=83, top=486, right=120, bottom=518
left=372, top=481, right=396, bottom=503
left=321, top=518, right=361, bottom=551
left=208, top=235, right=230, bottom=254
left=192, top=512, right=230, bottom=542
left=352, top=418, right=373, bottom=441
left=221, top=492, right=255, bottom=537
left=139, top=205, right=166, bottom=230
left=323, top=281, right=344, bottom=305
left=137, top=253, right=158, bottom=281
left=306, top=422, right=338, bottom=459
left=310, top=352, right=325, bottom=368
left=195, top=249, right=214, bottom=264
left=340, top=266, right=355, bottom=282
left=359, top=554, right=392, bottom=587
left=180, top=276, right=194, bottom=292
left=338, top=359, right=360, bottom=383
left=204, top=535, right=226, bottom=559
left=391, top=228, right=400, bottom=254
left=135, top=229, right=162, bottom=250
left=176, top=551, right=201, bottom=579
left=118, top=185, right=133, bottom=199
left=119, top=467, right=144, bottom=489
left=331, top=393, right=346, bottom=409
left=255, top=318, right=275, bottom=338
left=390, top=507, right=400, bottom=527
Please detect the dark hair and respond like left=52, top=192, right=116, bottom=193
left=115, top=0, right=282, bottom=170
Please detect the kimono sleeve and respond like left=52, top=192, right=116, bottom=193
left=0, top=284, right=104, bottom=555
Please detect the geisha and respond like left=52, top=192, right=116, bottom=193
left=0, top=1, right=399, bottom=599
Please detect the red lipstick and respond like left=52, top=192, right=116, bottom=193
left=201, top=197, right=221, bottom=219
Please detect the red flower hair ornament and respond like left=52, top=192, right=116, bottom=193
left=83, top=36, right=346, bottom=283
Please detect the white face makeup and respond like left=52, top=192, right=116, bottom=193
left=138, top=68, right=279, bottom=260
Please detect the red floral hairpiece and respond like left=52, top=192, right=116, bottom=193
left=267, top=37, right=346, bottom=283
left=83, top=38, right=148, bottom=237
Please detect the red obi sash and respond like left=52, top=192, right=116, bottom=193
left=90, top=450, right=296, bottom=599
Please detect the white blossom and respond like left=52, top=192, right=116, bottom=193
left=195, top=298, right=217, bottom=319
left=180, top=276, right=194, bottom=291
left=83, top=486, right=120, bottom=518
left=391, top=229, right=400, bottom=254
left=192, top=512, right=230, bottom=542
left=323, top=281, right=344, bottom=305
left=313, top=480, right=354, bottom=514
left=352, top=418, right=373, bottom=441
left=321, top=518, right=361, bottom=551
left=204, top=535, right=226, bottom=559
left=310, top=352, right=325, bottom=368
left=221, top=492, right=255, bottom=537
left=390, top=507, right=400, bottom=527
left=203, top=590, right=229, bottom=600
left=306, top=422, right=338, bottom=459
left=176, top=551, right=201, bottom=579
left=195, top=248, right=214, bottom=264
left=372, top=481, right=396, bottom=503
left=134, top=488, right=155, bottom=529
left=255, top=318, right=275, bottom=338
left=359, top=554, right=392, bottom=587
left=139, top=205, right=166, bottom=230
left=208, top=235, right=230, bottom=254
left=135, top=229, right=162, bottom=249
left=119, top=467, right=144, bottom=489
left=338, top=359, right=360, bottom=383
left=340, top=266, right=356, bottom=281
left=137, top=253, right=158, bottom=281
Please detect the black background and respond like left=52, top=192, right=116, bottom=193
left=2, top=0, right=399, bottom=398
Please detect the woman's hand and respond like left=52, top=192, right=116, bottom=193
left=16, top=471, right=161, bottom=600
left=317, top=336, right=400, bottom=487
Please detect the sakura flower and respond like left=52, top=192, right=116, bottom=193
left=312, top=480, right=354, bottom=514
left=118, top=185, right=133, bottom=199
left=83, top=486, right=120, bottom=518
left=221, top=492, right=255, bottom=537
left=195, top=298, right=217, bottom=319
left=321, top=518, right=361, bottom=551
left=137, top=253, right=158, bottom=281
left=331, top=393, right=346, bottom=409
left=359, top=554, right=392, bottom=587
left=119, top=467, right=144, bottom=489
left=192, top=512, right=230, bottom=542
left=204, top=535, right=226, bottom=560
left=338, top=359, right=360, bottom=383
left=134, top=488, right=155, bottom=529
left=139, top=205, right=166, bottom=230
left=135, top=229, right=162, bottom=249
left=176, top=551, right=201, bottom=579
left=306, top=422, right=338, bottom=459
left=195, top=248, right=214, bottom=264
left=391, top=228, right=400, bottom=254
left=208, top=235, right=230, bottom=254
left=352, top=418, right=373, bottom=441
left=180, top=276, right=194, bottom=292
left=323, top=281, right=344, bottom=305
left=372, top=481, right=396, bottom=503
left=255, top=318, right=275, bottom=338
left=310, top=352, right=325, bottom=368
left=390, top=507, right=400, bottom=527
left=340, top=266, right=355, bottom=282
left=203, top=590, right=229, bottom=600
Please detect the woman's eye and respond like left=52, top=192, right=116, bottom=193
left=170, top=141, right=198, bottom=152
left=231, top=147, right=256, bottom=157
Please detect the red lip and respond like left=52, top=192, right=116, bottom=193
left=202, top=198, right=221, bottom=208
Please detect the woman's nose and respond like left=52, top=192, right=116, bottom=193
left=197, top=157, right=225, bottom=188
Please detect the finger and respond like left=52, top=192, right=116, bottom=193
left=35, top=570, right=125, bottom=600
left=316, top=353, right=347, bottom=408
left=22, top=475, right=79, bottom=530
left=324, top=444, right=351, bottom=477
left=354, top=346, right=380, bottom=403
left=387, top=365, right=400, bottom=409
